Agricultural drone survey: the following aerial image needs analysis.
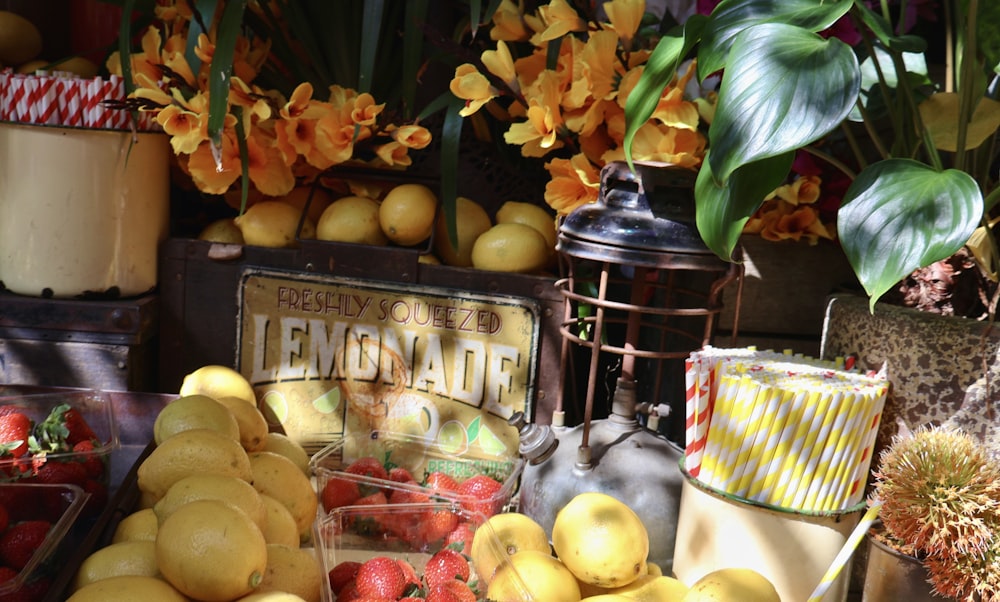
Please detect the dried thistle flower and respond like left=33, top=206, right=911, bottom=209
left=924, top=537, right=1000, bottom=601
left=872, top=426, right=1000, bottom=560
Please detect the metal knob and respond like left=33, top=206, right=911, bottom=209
left=508, top=411, right=559, bottom=465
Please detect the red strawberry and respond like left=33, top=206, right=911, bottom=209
left=426, top=472, right=459, bottom=494
left=388, top=467, right=416, bottom=484
left=81, top=479, right=109, bottom=518
left=0, top=574, right=50, bottom=601
left=418, top=508, right=460, bottom=545
left=426, top=578, right=476, bottom=602
left=72, top=440, right=106, bottom=478
left=328, top=560, right=362, bottom=596
left=396, top=558, right=421, bottom=591
left=423, top=548, right=470, bottom=588
left=28, top=460, right=87, bottom=487
left=399, top=598, right=427, bottom=602
left=0, top=521, right=50, bottom=570
left=0, top=413, right=31, bottom=459
left=456, top=475, right=503, bottom=516
left=321, top=476, right=361, bottom=512
left=354, top=556, right=408, bottom=599
left=0, top=505, right=9, bottom=535
left=60, top=406, right=98, bottom=446
left=443, top=521, right=476, bottom=555
left=345, top=457, right=389, bottom=481
left=387, top=488, right=430, bottom=505
left=0, top=565, right=16, bottom=584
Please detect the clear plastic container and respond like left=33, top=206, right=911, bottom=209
left=0, top=482, right=89, bottom=595
left=311, top=431, right=524, bottom=518
left=314, top=502, right=530, bottom=602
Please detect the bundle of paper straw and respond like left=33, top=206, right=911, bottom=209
left=0, top=68, right=158, bottom=131
left=684, top=346, right=887, bottom=512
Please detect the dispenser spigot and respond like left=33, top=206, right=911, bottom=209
left=508, top=411, right=559, bottom=465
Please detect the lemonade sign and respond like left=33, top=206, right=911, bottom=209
left=236, top=268, right=540, bottom=459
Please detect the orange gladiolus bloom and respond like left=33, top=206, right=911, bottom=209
left=490, top=0, right=533, bottom=42
left=544, top=153, right=601, bottom=215
left=450, top=64, right=498, bottom=117
left=536, top=0, right=587, bottom=43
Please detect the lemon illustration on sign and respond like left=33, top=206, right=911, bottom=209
left=262, top=391, right=289, bottom=423
left=437, top=420, right=469, bottom=455
left=476, top=424, right=509, bottom=456
left=311, top=388, right=340, bottom=414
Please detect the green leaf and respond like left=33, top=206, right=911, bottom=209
left=401, top=0, right=430, bottom=118
left=837, top=159, right=984, bottom=309
left=695, top=150, right=794, bottom=260
left=207, top=0, right=246, bottom=147
left=187, top=0, right=219, bottom=75
left=358, top=0, right=385, bottom=95
left=708, top=23, right=859, bottom=182
left=697, top=0, right=852, bottom=78
left=440, top=98, right=465, bottom=249
left=623, top=15, right=706, bottom=170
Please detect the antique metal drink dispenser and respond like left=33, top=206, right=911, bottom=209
left=513, top=161, right=743, bottom=572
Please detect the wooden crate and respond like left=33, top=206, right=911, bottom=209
left=0, top=292, right=158, bottom=391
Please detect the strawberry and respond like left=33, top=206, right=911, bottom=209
left=423, top=548, right=470, bottom=588
left=0, top=413, right=31, bottom=459
left=72, top=440, right=106, bottom=478
left=0, top=565, right=16, bottom=585
left=456, top=474, right=503, bottom=516
left=0, top=504, right=9, bottom=535
left=59, top=406, right=98, bottom=446
left=28, top=459, right=87, bottom=487
left=396, top=558, right=421, bottom=591
left=0, top=521, right=50, bottom=570
left=399, top=598, right=427, bottom=602
left=328, top=560, right=362, bottom=596
left=417, top=508, right=460, bottom=545
left=426, top=578, right=476, bottom=602
left=321, top=476, right=361, bottom=512
left=354, top=556, right=408, bottom=599
left=81, top=479, right=109, bottom=518
left=0, top=575, right=51, bottom=602
left=344, top=457, right=389, bottom=481
left=388, top=466, right=416, bottom=484
left=426, top=472, right=459, bottom=494
left=443, top=521, right=476, bottom=555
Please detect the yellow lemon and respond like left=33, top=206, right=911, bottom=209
left=552, top=492, right=649, bottom=588
left=154, top=473, right=268, bottom=534
left=378, top=183, right=438, bottom=246
left=316, top=195, right=388, bottom=246
left=236, top=593, right=308, bottom=601
left=111, top=508, right=159, bottom=544
left=66, top=575, right=189, bottom=601
left=153, top=395, right=241, bottom=445
left=495, top=201, right=558, bottom=251
left=433, top=196, right=491, bottom=267
left=273, top=185, right=334, bottom=225
left=608, top=574, right=690, bottom=600
left=180, top=365, right=256, bottom=406
left=156, top=499, right=268, bottom=601
left=15, top=58, right=47, bottom=74
left=682, top=568, right=780, bottom=602
left=198, top=218, right=245, bottom=244
left=259, top=493, right=301, bottom=548
left=472, top=511, right=551, bottom=584
left=215, top=396, right=269, bottom=452
left=418, top=253, right=441, bottom=265
left=256, top=544, right=323, bottom=602
left=72, top=540, right=159, bottom=591
left=487, top=550, right=581, bottom=602
left=137, top=428, right=253, bottom=501
left=581, top=596, right=634, bottom=601
left=471, top=222, right=550, bottom=273
left=234, top=200, right=315, bottom=247
left=248, top=451, right=319, bottom=542
left=50, top=56, right=100, bottom=78
left=645, top=562, right=663, bottom=577
left=261, top=432, right=311, bottom=476
left=0, top=12, right=41, bottom=65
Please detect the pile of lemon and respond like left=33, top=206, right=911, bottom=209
left=472, top=492, right=780, bottom=602
left=67, top=366, right=323, bottom=602
left=0, top=11, right=98, bottom=77
left=203, top=183, right=557, bottom=275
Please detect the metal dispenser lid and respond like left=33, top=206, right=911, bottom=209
left=557, top=161, right=728, bottom=270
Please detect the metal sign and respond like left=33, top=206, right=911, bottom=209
left=236, top=268, right=541, bottom=456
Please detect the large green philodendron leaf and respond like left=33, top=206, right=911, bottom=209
left=708, top=23, right=860, bottom=183
left=837, top=159, right=984, bottom=310
left=697, top=0, right=852, bottom=79
left=695, top=150, right=794, bottom=260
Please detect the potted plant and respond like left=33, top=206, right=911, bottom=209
left=866, top=425, right=1000, bottom=600
left=625, top=0, right=1000, bottom=316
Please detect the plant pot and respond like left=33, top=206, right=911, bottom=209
left=862, top=535, right=941, bottom=601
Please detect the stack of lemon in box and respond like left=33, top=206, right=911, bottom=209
left=203, top=182, right=557, bottom=275
left=67, top=366, right=322, bottom=602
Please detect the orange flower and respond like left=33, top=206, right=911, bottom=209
left=536, top=0, right=587, bottom=43
left=186, top=131, right=241, bottom=194
left=604, top=0, right=645, bottom=48
left=544, top=153, right=601, bottom=215
left=490, top=0, right=533, bottom=42
left=771, top=174, right=822, bottom=205
left=504, top=71, right=565, bottom=157
left=481, top=40, right=519, bottom=92
left=391, top=124, right=432, bottom=150
left=450, top=64, right=498, bottom=117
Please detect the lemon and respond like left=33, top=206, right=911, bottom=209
left=261, top=432, right=311, bottom=476
left=379, top=183, right=438, bottom=246
left=235, top=200, right=315, bottom=247
left=645, top=562, right=663, bottom=577
left=248, top=451, right=319, bottom=542
left=495, top=201, right=558, bottom=251
left=15, top=59, right=47, bottom=74
left=198, top=218, right=245, bottom=244
left=72, top=540, right=160, bottom=591
left=418, top=253, right=441, bottom=264
left=316, top=195, right=388, bottom=245
left=487, top=550, right=581, bottom=602
left=0, top=11, right=42, bottom=65
left=682, top=568, right=780, bottom=602
left=66, top=575, right=189, bottom=601
left=153, top=395, right=241, bottom=445
left=111, top=508, right=159, bottom=544
left=180, top=365, right=256, bottom=406
left=236, top=593, right=308, bottom=601
left=256, top=544, right=323, bottom=602
left=51, top=56, right=100, bottom=78
left=157, top=499, right=268, bottom=601
left=580, top=596, right=634, bottom=601
left=472, top=222, right=550, bottom=274
left=273, top=185, right=334, bottom=225
left=154, top=473, right=268, bottom=534
left=137, top=428, right=253, bottom=501
left=433, top=196, right=492, bottom=266
left=472, top=511, right=551, bottom=584
left=608, top=574, right=690, bottom=600
left=215, top=395, right=269, bottom=452
left=259, top=493, right=301, bottom=547
left=552, top=492, right=649, bottom=588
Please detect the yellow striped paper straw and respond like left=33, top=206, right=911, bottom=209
left=799, top=389, right=851, bottom=511
left=845, top=390, right=888, bottom=506
left=715, top=373, right=762, bottom=492
left=815, top=389, right=869, bottom=511
left=697, top=370, right=741, bottom=485
left=782, top=388, right=838, bottom=509
left=770, top=388, right=824, bottom=507
left=734, top=379, right=786, bottom=498
left=747, top=387, right=798, bottom=503
left=821, top=386, right=886, bottom=511
left=806, top=501, right=883, bottom=602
